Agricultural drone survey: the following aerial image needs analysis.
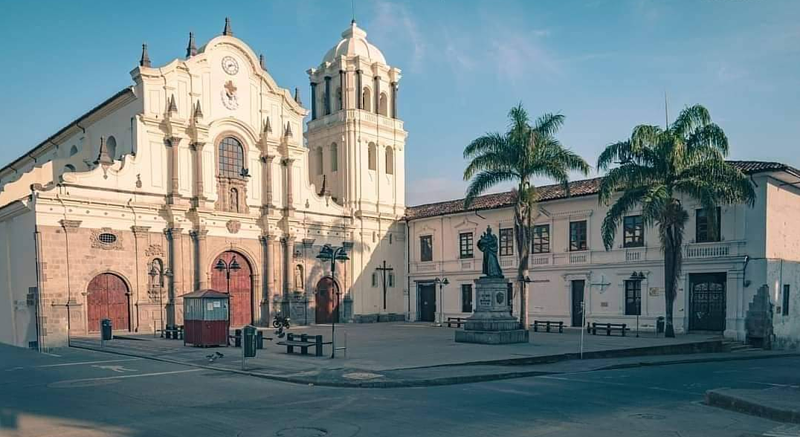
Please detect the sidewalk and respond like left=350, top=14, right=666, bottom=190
left=706, top=386, right=800, bottom=424
left=68, top=323, right=798, bottom=388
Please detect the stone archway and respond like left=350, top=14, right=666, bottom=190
left=210, top=250, right=253, bottom=327
left=315, top=277, right=339, bottom=324
left=87, top=273, right=130, bottom=333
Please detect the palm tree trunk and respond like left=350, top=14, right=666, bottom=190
left=514, top=201, right=531, bottom=329
left=663, top=226, right=680, bottom=338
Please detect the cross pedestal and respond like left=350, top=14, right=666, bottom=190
left=455, top=277, right=530, bottom=344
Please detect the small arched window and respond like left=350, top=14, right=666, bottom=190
left=63, top=164, right=76, bottom=173
left=379, top=93, right=388, bottom=116
left=330, top=143, right=338, bottom=172
left=368, top=143, right=377, bottom=171
left=230, top=188, right=239, bottom=213
left=106, top=136, right=117, bottom=160
left=362, top=87, right=371, bottom=111
left=219, top=137, right=244, bottom=178
left=69, top=145, right=79, bottom=157
left=315, top=147, right=324, bottom=175
left=385, top=147, right=394, bottom=175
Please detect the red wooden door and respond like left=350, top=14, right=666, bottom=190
left=87, top=273, right=130, bottom=332
left=210, top=251, right=252, bottom=327
left=315, top=277, right=337, bottom=324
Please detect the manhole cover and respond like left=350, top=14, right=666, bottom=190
left=342, top=372, right=384, bottom=380
left=275, top=427, right=328, bottom=437
left=628, top=413, right=666, bottom=420
left=49, top=379, right=121, bottom=389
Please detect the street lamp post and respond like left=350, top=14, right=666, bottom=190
left=316, top=244, right=350, bottom=358
left=148, top=263, right=172, bottom=335
left=434, top=277, right=449, bottom=326
left=215, top=256, right=242, bottom=330
left=630, top=271, right=646, bottom=338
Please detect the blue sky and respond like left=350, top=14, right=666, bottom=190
left=1, top=0, right=798, bottom=205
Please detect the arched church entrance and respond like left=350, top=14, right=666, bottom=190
left=87, top=273, right=130, bottom=333
left=210, top=250, right=253, bottom=327
left=315, top=277, right=339, bottom=324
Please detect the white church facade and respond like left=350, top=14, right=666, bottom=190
left=0, top=19, right=408, bottom=350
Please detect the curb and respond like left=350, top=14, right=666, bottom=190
left=705, top=389, right=800, bottom=424
left=69, top=342, right=798, bottom=389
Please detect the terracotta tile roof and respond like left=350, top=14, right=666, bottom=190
left=405, top=160, right=800, bottom=221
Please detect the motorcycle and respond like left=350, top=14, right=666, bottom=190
left=272, top=313, right=291, bottom=338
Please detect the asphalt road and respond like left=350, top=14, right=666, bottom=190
left=1, top=344, right=798, bottom=437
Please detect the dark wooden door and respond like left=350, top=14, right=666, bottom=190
left=419, top=284, right=436, bottom=322
left=87, top=273, right=129, bottom=332
left=315, top=277, right=338, bottom=324
left=210, top=251, right=252, bottom=327
left=689, top=273, right=727, bottom=331
left=571, top=280, right=585, bottom=327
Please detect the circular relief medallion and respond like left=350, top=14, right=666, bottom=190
left=496, top=291, right=505, bottom=304
left=221, top=56, right=239, bottom=75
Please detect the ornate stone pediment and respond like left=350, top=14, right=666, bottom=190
left=145, top=244, right=164, bottom=257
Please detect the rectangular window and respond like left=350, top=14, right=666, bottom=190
left=532, top=224, right=550, bottom=254
left=388, top=271, right=395, bottom=288
left=783, top=284, right=790, bottom=316
left=570, top=221, right=588, bottom=251
left=371, top=272, right=378, bottom=287
left=696, top=207, right=721, bottom=243
left=459, top=232, right=474, bottom=259
left=623, top=215, right=644, bottom=247
left=420, top=235, right=433, bottom=262
left=461, top=284, right=473, bottom=313
left=499, top=228, right=514, bottom=256
left=625, top=280, right=642, bottom=316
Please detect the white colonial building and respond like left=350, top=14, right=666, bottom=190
left=405, top=163, right=800, bottom=348
left=0, top=19, right=408, bottom=350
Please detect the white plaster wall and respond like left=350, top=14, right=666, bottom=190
left=0, top=207, right=38, bottom=348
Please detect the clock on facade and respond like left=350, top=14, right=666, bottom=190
left=221, top=56, right=239, bottom=75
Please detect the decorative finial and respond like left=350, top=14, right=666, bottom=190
left=284, top=122, right=293, bottom=138
left=167, top=94, right=178, bottom=114
left=140, top=43, right=151, bottom=67
left=223, top=17, right=233, bottom=36
left=259, top=54, right=267, bottom=70
left=186, top=32, right=197, bottom=58
left=294, top=87, right=302, bottom=105
left=193, top=101, right=204, bottom=119
left=94, top=136, right=114, bottom=166
left=264, top=117, right=272, bottom=133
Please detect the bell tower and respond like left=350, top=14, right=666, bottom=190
left=305, top=20, right=406, bottom=217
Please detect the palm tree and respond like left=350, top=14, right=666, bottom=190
left=464, top=104, right=590, bottom=329
left=597, top=104, right=755, bottom=337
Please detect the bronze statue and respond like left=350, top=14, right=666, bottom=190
left=477, top=225, right=504, bottom=278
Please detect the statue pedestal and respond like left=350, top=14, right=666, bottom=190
left=455, top=277, right=529, bottom=344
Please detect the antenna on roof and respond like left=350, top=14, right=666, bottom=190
left=664, top=91, right=669, bottom=129
left=351, top=0, right=356, bottom=23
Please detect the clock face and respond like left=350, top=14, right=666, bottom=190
left=221, top=56, right=239, bottom=75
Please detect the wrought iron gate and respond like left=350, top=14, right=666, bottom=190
left=689, top=273, right=726, bottom=331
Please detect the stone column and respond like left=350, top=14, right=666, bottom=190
left=356, top=70, right=362, bottom=109
left=281, top=235, right=295, bottom=315
left=339, top=69, right=346, bottom=110
left=259, top=234, right=273, bottom=325
left=282, top=158, right=295, bottom=210
left=189, top=228, right=209, bottom=291
left=374, top=76, right=380, bottom=113
left=131, top=225, right=151, bottom=331
left=191, top=142, right=206, bottom=201
left=262, top=154, right=275, bottom=207
left=310, top=82, right=317, bottom=120
left=164, top=227, right=183, bottom=327
left=324, top=76, right=331, bottom=115
left=391, top=82, right=398, bottom=119
left=166, top=137, right=181, bottom=203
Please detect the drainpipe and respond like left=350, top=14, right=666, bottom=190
left=406, top=218, right=411, bottom=320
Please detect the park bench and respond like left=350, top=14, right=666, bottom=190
left=532, top=320, right=563, bottom=333
left=446, top=317, right=466, bottom=328
left=588, top=322, right=629, bottom=336
left=277, top=333, right=331, bottom=357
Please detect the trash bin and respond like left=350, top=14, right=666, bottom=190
left=243, top=326, right=257, bottom=358
left=656, top=316, right=665, bottom=335
left=101, top=319, right=113, bottom=341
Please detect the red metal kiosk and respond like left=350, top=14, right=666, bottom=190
left=183, top=289, right=229, bottom=347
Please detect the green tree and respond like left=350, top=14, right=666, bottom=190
left=597, top=104, right=755, bottom=337
left=464, top=104, right=589, bottom=328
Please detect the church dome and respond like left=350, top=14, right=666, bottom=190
left=321, top=21, right=386, bottom=65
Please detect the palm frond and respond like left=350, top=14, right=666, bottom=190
left=463, top=151, right=516, bottom=180
left=671, top=104, right=711, bottom=138
left=463, top=170, right=516, bottom=208
left=600, top=187, right=646, bottom=250
left=531, top=113, right=566, bottom=138
left=685, top=123, right=729, bottom=156
left=463, top=132, right=507, bottom=159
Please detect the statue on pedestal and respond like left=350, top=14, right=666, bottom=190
left=477, top=226, right=503, bottom=278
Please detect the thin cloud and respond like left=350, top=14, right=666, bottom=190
left=370, top=0, right=426, bottom=71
